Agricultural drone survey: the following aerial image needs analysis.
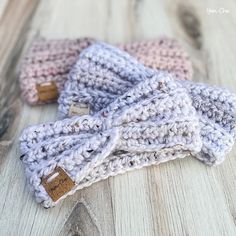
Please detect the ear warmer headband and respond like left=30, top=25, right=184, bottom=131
left=20, top=74, right=201, bottom=208
left=19, top=37, right=192, bottom=105
left=19, top=37, right=94, bottom=105
left=58, top=42, right=236, bottom=166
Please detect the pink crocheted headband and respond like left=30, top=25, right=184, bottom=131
left=19, top=37, right=192, bottom=105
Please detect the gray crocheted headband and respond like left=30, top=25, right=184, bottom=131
left=58, top=42, right=236, bottom=166
left=20, top=74, right=201, bottom=208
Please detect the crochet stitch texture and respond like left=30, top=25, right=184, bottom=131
left=19, top=37, right=192, bottom=105
left=19, top=37, right=94, bottom=105
left=58, top=42, right=236, bottom=165
left=20, top=74, right=201, bottom=208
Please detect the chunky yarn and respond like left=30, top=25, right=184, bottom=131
left=19, top=37, right=94, bottom=105
left=19, top=37, right=192, bottom=105
left=20, top=74, right=201, bottom=208
left=58, top=42, right=236, bottom=165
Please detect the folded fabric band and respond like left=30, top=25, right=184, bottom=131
left=58, top=42, right=236, bottom=165
left=20, top=75, right=201, bottom=208
left=19, top=37, right=192, bottom=105
left=19, top=37, right=94, bottom=105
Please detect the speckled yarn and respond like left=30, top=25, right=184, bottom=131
left=19, top=75, right=201, bottom=208
left=119, top=38, right=192, bottom=80
left=19, top=37, right=94, bottom=105
left=181, top=80, right=236, bottom=165
left=19, top=37, right=192, bottom=105
left=58, top=42, right=236, bottom=165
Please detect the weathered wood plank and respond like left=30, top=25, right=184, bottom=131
left=0, top=0, right=40, bottom=168
left=0, top=0, right=9, bottom=19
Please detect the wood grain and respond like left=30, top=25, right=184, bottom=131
left=0, top=0, right=236, bottom=235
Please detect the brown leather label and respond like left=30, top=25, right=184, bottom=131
left=41, top=167, right=75, bottom=202
left=36, top=81, right=59, bottom=102
left=69, top=103, right=90, bottom=117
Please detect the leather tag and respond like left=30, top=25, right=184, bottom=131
left=36, top=81, right=59, bottom=102
left=69, top=103, right=90, bottom=117
left=41, top=167, right=75, bottom=202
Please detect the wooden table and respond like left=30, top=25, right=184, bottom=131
left=0, top=0, right=236, bottom=235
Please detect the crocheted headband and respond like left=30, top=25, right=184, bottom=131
left=20, top=75, right=201, bottom=208
left=19, top=37, right=192, bottom=105
left=58, top=42, right=236, bottom=166
left=19, top=37, right=94, bottom=105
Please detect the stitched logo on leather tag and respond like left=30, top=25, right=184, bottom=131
left=41, top=167, right=75, bottom=202
left=69, top=103, right=90, bottom=117
left=36, top=81, right=59, bottom=102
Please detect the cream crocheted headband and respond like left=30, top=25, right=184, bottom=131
left=20, top=72, right=201, bottom=208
